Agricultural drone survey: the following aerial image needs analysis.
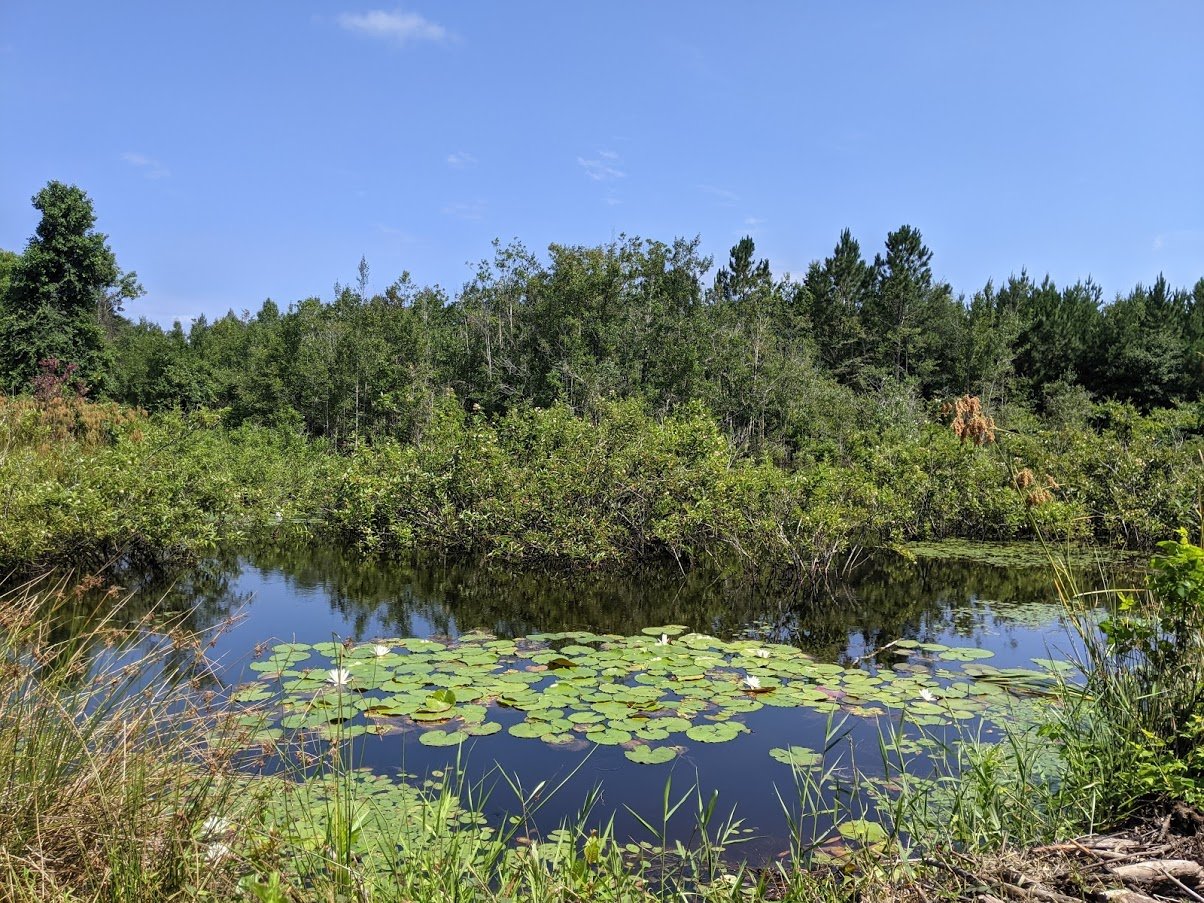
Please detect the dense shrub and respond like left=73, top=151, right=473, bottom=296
left=0, top=396, right=330, bottom=572
left=3, top=392, right=1202, bottom=576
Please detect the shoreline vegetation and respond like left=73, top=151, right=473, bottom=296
left=2, top=390, right=1201, bottom=579
left=2, top=537, right=1202, bottom=902
left=2, top=182, right=1203, bottom=576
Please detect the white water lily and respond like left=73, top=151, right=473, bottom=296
left=326, top=667, right=351, bottom=687
left=655, top=633, right=670, bottom=646
left=919, top=688, right=938, bottom=703
left=742, top=675, right=761, bottom=691
left=753, top=648, right=771, bottom=659
left=371, top=644, right=391, bottom=657
left=200, top=816, right=230, bottom=838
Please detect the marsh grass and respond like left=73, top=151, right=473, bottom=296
left=0, top=575, right=257, bottom=902
left=1037, top=533, right=1204, bottom=819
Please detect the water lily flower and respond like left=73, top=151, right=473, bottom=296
left=326, top=667, right=351, bottom=687
left=371, top=644, right=391, bottom=657
left=200, top=816, right=230, bottom=838
left=655, top=633, right=670, bottom=646
left=742, top=675, right=761, bottom=691
left=753, top=649, right=771, bottom=659
left=919, top=688, right=938, bottom=703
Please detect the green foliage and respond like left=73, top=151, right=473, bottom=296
left=1034, top=535, right=1204, bottom=820
left=328, top=391, right=1204, bottom=572
left=0, top=182, right=141, bottom=393
left=5, top=389, right=1203, bottom=577
left=0, top=395, right=330, bottom=573
left=329, top=395, right=892, bottom=573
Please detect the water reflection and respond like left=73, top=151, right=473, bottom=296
left=92, top=538, right=1130, bottom=666
left=16, top=538, right=1133, bottom=858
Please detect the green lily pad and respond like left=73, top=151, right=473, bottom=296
left=624, top=745, right=678, bottom=765
left=640, top=625, right=689, bottom=637
left=685, top=722, right=744, bottom=743
left=769, top=746, right=822, bottom=767
left=590, top=728, right=633, bottom=746
left=419, top=730, right=468, bottom=747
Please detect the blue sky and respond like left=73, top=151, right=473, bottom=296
left=2, top=2, right=1202, bottom=325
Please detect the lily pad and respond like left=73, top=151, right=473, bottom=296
left=418, top=730, right=468, bottom=747
left=768, top=746, right=822, bottom=767
left=624, top=745, right=678, bottom=765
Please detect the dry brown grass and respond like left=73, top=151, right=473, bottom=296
left=0, top=576, right=253, bottom=902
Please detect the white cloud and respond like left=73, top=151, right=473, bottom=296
left=376, top=223, right=417, bottom=243
left=441, top=200, right=486, bottom=221
left=446, top=151, right=477, bottom=168
left=337, top=9, right=449, bottom=46
left=578, top=151, right=625, bottom=181
left=121, top=152, right=169, bottom=180
left=1152, top=229, right=1204, bottom=252
left=698, top=184, right=738, bottom=204
left=744, top=216, right=766, bottom=226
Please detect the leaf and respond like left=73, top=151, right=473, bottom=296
left=624, top=745, right=678, bottom=765
left=837, top=818, right=889, bottom=845
left=768, top=746, right=821, bottom=767
left=418, top=730, right=468, bottom=747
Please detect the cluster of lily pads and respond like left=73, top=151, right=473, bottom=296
left=235, top=626, right=1066, bottom=765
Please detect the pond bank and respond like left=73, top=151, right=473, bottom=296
left=4, top=536, right=1200, bottom=901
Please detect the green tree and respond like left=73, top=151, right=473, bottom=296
left=1086, top=276, right=1190, bottom=408
left=0, top=182, right=141, bottom=393
left=703, top=237, right=813, bottom=453
left=799, top=228, right=873, bottom=382
left=1185, top=278, right=1204, bottom=396
left=959, top=279, right=1024, bottom=407
left=712, top=236, right=771, bottom=304
left=0, top=249, right=19, bottom=301
left=860, top=225, right=964, bottom=394
left=1010, top=273, right=1100, bottom=401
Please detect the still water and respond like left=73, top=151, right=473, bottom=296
left=102, top=540, right=1128, bottom=859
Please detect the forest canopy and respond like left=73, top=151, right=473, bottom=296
left=2, top=182, right=1201, bottom=457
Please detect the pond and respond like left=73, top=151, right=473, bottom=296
left=81, top=539, right=1134, bottom=862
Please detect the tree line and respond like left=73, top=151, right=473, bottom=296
left=3, top=182, right=1202, bottom=455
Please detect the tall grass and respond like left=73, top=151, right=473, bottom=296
left=1042, top=533, right=1204, bottom=819
left=0, top=575, right=253, bottom=902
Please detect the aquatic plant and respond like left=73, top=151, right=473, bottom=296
left=238, top=627, right=1062, bottom=764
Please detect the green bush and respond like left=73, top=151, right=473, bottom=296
left=1048, top=534, right=1204, bottom=818
left=0, top=396, right=330, bottom=572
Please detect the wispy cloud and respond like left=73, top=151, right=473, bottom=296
left=446, top=151, right=477, bottom=168
left=337, top=9, right=450, bottom=46
left=1152, top=229, right=1204, bottom=252
left=578, top=149, right=625, bottom=181
left=121, top=152, right=169, bottom=180
left=376, top=223, right=418, bottom=243
left=698, top=184, right=738, bottom=204
left=441, top=200, right=486, bottom=221
left=743, top=216, right=766, bottom=227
